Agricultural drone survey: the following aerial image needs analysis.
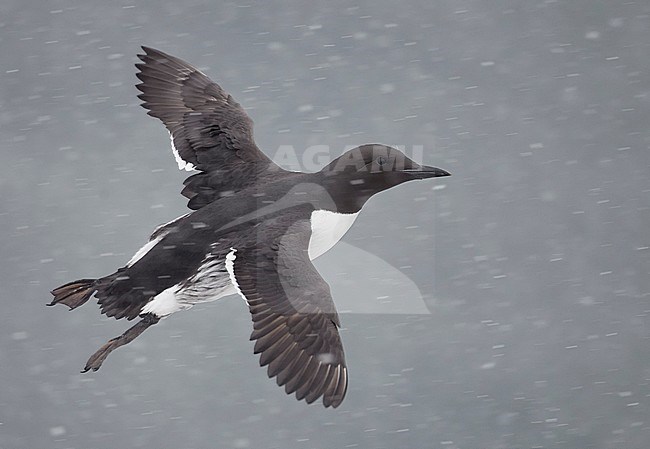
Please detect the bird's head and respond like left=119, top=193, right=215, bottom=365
left=322, top=143, right=449, bottom=180
left=318, top=144, right=450, bottom=211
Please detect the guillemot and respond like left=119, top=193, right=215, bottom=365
left=49, top=47, right=450, bottom=408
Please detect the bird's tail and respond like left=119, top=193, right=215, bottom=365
left=48, top=279, right=97, bottom=310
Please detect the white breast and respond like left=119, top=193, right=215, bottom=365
left=308, top=210, right=359, bottom=260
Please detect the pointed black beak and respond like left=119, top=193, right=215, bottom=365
left=406, top=165, right=451, bottom=179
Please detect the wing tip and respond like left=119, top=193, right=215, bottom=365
left=282, top=361, right=348, bottom=408
left=140, top=45, right=159, bottom=57
left=137, top=46, right=154, bottom=63
left=136, top=46, right=174, bottom=66
left=322, top=365, right=347, bottom=408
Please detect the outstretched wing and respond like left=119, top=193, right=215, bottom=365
left=136, top=46, right=280, bottom=209
left=228, top=213, right=348, bottom=408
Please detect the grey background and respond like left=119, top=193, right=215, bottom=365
left=2, top=0, right=649, bottom=448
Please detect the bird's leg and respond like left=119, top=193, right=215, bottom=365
left=82, top=313, right=160, bottom=373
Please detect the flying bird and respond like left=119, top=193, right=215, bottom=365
left=49, top=47, right=450, bottom=408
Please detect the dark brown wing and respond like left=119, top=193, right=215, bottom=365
left=230, top=215, right=348, bottom=408
left=136, top=46, right=280, bottom=209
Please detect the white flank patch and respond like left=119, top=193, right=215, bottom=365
left=308, top=210, right=359, bottom=260
left=149, top=212, right=191, bottom=239
left=225, top=248, right=247, bottom=304
left=126, top=235, right=163, bottom=267
left=141, top=284, right=182, bottom=317
left=169, top=131, right=195, bottom=171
